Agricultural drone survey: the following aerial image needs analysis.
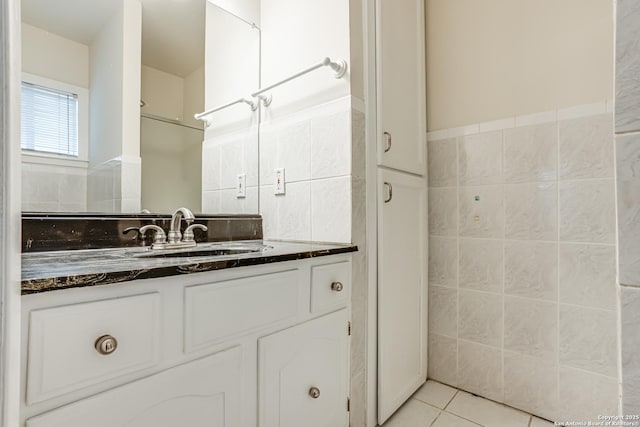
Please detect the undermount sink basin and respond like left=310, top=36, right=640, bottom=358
left=133, top=243, right=272, bottom=259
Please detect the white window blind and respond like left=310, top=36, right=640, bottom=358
left=21, top=81, right=79, bottom=157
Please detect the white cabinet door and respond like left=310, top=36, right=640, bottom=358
left=377, top=169, right=428, bottom=423
left=258, top=310, right=349, bottom=427
left=26, top=346, right=242, bottom=427
left=377, top=0, right=426, bottom=175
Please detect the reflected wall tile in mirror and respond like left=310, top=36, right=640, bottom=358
left=219, top=135, right=246, bottom=190
left=503, top=123, right=557, bottom=183
left=202, top=141, right=221, bottom=192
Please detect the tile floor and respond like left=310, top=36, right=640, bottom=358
left=382, top=380, right=555, bottom=427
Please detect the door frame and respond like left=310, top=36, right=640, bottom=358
left=0, top=0, right=22, bottom=425
left=363, top=0, right=379, bottom=425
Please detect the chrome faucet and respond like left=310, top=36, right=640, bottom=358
left=139, top=207, right=208, bottom=250
left=168, top=207, right=195, bottom=244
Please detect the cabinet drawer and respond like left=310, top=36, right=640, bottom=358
left=26, top=346, right=242, bottom=427
left=310, top=262, right=350, bottom=314
left=185, top=269, right=300, bottom=352
left=26, top=293, right=160, bottom=405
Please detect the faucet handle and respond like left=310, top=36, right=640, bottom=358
left=139, top=225, right=167, bottom=248
left=183, top=224, right=208, bottom=243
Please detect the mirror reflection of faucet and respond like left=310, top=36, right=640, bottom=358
left=138, top=208, right=208, bottom=250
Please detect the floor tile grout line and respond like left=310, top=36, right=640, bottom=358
left=442, top=389, right=459, bottom=410
left=427, top=410, right=443, bottom=427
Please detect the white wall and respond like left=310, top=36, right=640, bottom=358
left=88, top=0, right=141, bottom=212
left=183, top=65, right=204, bottom=128
left=141, top=65, right=185, bottom=120
left=21, top=23, right=89, bottom=88
left=260, top=0, right=351, bottom=119
left=207, top=0, right=260, bottom=26
left=426, top=0, right=614, bottom=130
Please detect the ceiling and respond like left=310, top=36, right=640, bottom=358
left=21, top=0, right=205, bottom=77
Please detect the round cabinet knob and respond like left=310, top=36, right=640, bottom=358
left=95, top=335, right=118, bottom=355
left=331, top=281, right=344, bottom=292
left=309, top=386, right=321, bottom=399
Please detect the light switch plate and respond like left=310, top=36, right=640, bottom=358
left=274, top=168, right=285, bottom=195
left=236, top=173, right=246, bottom=198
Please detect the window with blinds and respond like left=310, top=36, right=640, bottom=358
left=21, top=81, right=79, bottom=157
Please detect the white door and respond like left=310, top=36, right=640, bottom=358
left=258, top=309, right=349, bottom=427
left=26, top=346, right=242, bottom=427
left=377, top=0, right=426, bottom=175
left=377, top=168, right=428, bottom=423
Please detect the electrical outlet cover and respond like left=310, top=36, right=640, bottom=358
left=274, top=168, right=285, bottom=195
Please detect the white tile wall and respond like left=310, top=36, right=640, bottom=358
left=504, top=183, right=557, bottom=241
left=428, top=236, right=458, bottom=288
left=87, top=157, right=137, bottom=212
left=258, top=96, right=354, bottom=244
left=427, top=106, right=619, bottom=422
left=22, top=163, right=87, bottom=212
left=503, top=123, right=557, bottom=183
left=429, top=188, right=458, bottom=237
left=458, top=238, right=502, bottom=293
left=621, top=286, right=640, bottom=415
left=458, top=186, right=503, bottom=238
left=504, top=241, right=557, bottom=301
left=457, top=340, right=503, bottom=402
left=458, top=131, right=503, bottom=185
left=458, top=290, right=502, bottom=347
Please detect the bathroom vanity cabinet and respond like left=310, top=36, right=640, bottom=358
left=20, top=255, right=352, bottom=427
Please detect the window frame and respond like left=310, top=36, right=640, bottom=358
left=20, top=72, right=89, bottom=164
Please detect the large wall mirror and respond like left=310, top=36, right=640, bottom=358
left=19, top=0, right=260, bottom=215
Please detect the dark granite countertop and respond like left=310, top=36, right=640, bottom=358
left=22, top=240, right=358, bottom=294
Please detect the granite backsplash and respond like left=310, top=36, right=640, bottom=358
left=22, top=213, right=263, bottom=252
